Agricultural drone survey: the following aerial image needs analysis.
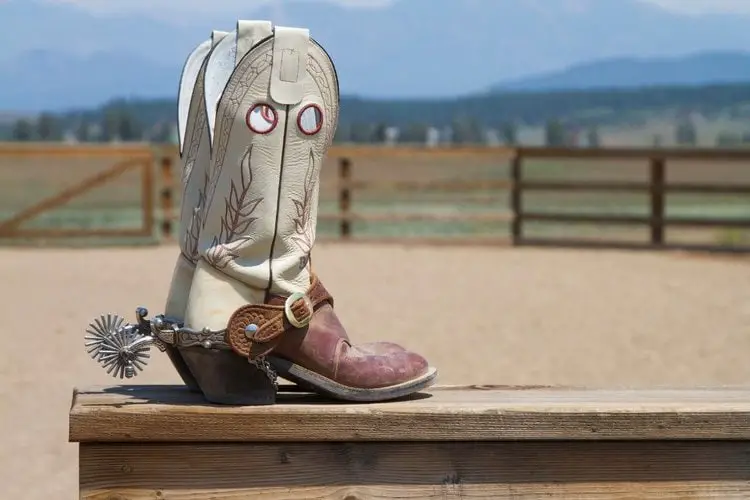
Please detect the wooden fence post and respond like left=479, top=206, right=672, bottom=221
left=510, top=150, right=523, bottom=245
left=159, top=154, right=174, bottom=240
left=141, top=155, right=156, bottom=237
left=338, top=157, right=351, bottom=239
left=649, top=157, right=665, bottom=246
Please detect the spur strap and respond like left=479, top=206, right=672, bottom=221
left=225, top=274, right=332, bottom=359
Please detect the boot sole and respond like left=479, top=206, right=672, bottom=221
left=268, top=356, right=439, bottom=403
left=177, top=348, right=437, bottom=405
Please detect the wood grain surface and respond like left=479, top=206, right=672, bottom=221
left=70, top=384, right=750, bottom=442
left=79, top=440, right=750, bottom=499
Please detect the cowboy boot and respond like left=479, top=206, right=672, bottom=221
left=180, top=26, right=437, bottom=405
left=164, top=22, right=272, bottom=392
left=163, top=31, right=227, bottom=392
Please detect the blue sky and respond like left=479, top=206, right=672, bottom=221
left=34, top=0, right=750, bottom=20
left=4, top=0, right=750, bottom=109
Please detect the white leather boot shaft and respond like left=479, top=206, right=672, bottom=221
left=166, top=22, right=272, bottom=320
left=164, top=254, right=196, bottom=318
left=177, top=33, right=225, bottom=265
left=185, top=27, right=339, bottom=331
left=165, top=36, right=213, bottom=319
left=181, top=22, right=272, bottom=265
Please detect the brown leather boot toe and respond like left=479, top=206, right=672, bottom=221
left=226, top=277, right=437, bottom=403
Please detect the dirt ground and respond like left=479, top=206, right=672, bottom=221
left=1, top=242, right=750, bottom=498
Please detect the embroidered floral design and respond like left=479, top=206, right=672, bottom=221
left=180, top=66, right=208, bottom=262
left=203, top=51, right=273, bottom=228
left=205, top=145, right=263, bottom=269
left=289, top=149, right=317, bottom=270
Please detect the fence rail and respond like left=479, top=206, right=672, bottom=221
left=0, top=143, right=748, bottom=252
left=331, top=146, right=750, bottom=252
left=509, top=147, right=750, bottom=252
left=0, top=143, right=157, bottom=243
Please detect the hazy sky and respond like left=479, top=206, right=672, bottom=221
left=40, top=0, right=750, bottom=19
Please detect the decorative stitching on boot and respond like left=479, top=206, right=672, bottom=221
left=205, top=145, right=264, bottom=269
left=182, top=79, right=207, bottom=189
left=203, top=50, right=273, bottom=223
left=289, top=149, right=316, bottom=270
left=180, top=61, right=209, bottom=262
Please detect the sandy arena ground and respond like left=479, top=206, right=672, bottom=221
left=1, top=242, right=749, bottom=498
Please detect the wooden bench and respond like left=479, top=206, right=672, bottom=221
left=69, top=384, right=750, bottom=499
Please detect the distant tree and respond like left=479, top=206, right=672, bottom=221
left=716, top=131, right=742, bottom=147
left=370, top=122, right=388, bottom=143
left=333, top=123, right=351, bottom=143
left=101, top=108, right=121, bottom=142
left=27, top=81, right=750, bottom=149
left=500, top=122, right=517, bottom=145
left=117, top=110, right=142, bottom=141
left=451, top=116, right=483, bottom=144
left=544, top=119, right=566, bottom=146
left=349, top=123, right=372, bottom=143
left=675, top=119, right=697, bottom=146
left=11, top=119, right=34, bottom=141
left=148, top=121, right=172, bottom=144
left=586, top=126, right=600, bottom=147
left=652, top=134, right=663, bottom=147
left=399, top=122, right=429, bottom=144
left=566, top=128, right=581, bottom=147
left=36, top=113, right=60, bottom=141
left=76, top=119, right=91, bottom=142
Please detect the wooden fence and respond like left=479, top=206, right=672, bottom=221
left=330, top=146, right=750, bottom=252
left=1, top=143, right=749, bottom=252
left=0, top=143, right=158, bottom=243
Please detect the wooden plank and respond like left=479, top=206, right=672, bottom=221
left=0, top=142, right=154, bottom=158
left=338, top=158, right=351, bottom=238
left=667, top=183, right=750, bottom=194
left=328, top=145, right=516, bottom=158
left=5, top=143, right=750, bottom=162
left=650, top=157, right=666, bottom=245
left=102, top=143, right=750, bottom=160
left=517, top=146, right=750, bottom=161
left=521, top=212, right=750, bottom=228
left=141, top=144, right=516, bottom=159
left=69, top=385, right=750, bottom=443
left=510, top=151, right=523, bottom=244
left=517, top=237, right=750, bottom=254
left=521, top=181, right=750, bottom=194
left=1, top=228, right=150, bottom=239
left=318, top=236, right=512, bottom=247
left=345, top=179, right=512, bottom=191
left=520, top=180, right=650, bottom=192
left=79, top=440, right=750, bottom=499
left=139, top=157, right=155, bottom=236
left=521, top=212, right=650, bottom=225
left=319, top=212, right=512, bottom=223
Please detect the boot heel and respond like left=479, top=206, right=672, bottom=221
left=178, top=348, right=277, bottom=405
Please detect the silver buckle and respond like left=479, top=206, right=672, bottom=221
left=284, top=292, right=313, bottom=328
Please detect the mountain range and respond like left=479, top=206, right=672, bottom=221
left=2, top=0, right=750, bottom=112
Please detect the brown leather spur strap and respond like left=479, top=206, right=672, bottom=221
left=225, top=274, right=332, bottom=359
